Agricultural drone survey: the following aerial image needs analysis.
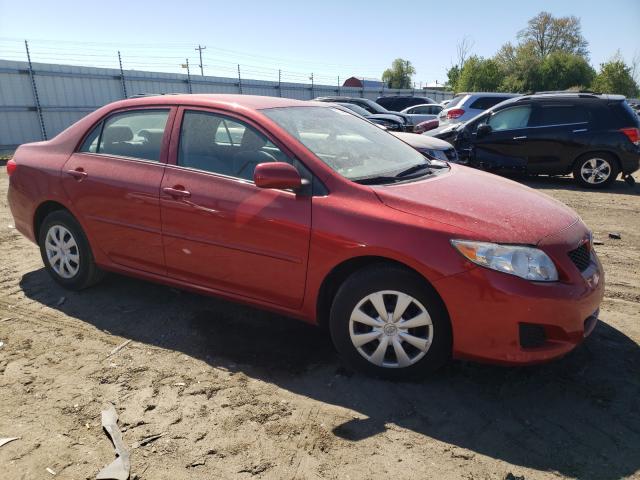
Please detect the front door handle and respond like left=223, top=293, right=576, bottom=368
left=513, top=136, right=527, bottom=140
left=66, top=168, right=88, bottom=180
left=163, top=186, right=191, bottom=198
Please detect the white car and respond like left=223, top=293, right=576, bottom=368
left=400, top=103, right=443, bottom=124
left=439, top=92, right=520, bottom=125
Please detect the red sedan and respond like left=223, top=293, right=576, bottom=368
left=7, top=94, right=604, bottom=378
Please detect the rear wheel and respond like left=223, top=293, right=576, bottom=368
left=329, top=265, right=452, bottom=379
left=38, top=210, right=104, bottom=290
left=573, top=153, right=619, bottom=188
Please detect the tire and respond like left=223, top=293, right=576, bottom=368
left=38, top=210, right=104, bottom=290
left=573, top=153, right=619, bottom=188
left=329, top=265, right=452, bottom=379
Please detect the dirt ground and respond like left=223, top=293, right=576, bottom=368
left=0, top=168, right=639, bottom=480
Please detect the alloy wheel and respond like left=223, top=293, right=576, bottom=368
left=580, top=158, right=611, bottom=185
left=349, top=290, right=433, bottom=368
left=45, top=224, right=80, bottom=279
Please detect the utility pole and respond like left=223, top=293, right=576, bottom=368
left=194, top=45, right=206, bottom=76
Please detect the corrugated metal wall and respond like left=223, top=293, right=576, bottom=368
left=0, top=59, right=453, bottom=150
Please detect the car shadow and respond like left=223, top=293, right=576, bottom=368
left=514, top=174, right=640, bottom=196
left=19, top=268, right=640, bottom=480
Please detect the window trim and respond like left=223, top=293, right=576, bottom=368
left=75, top=105, right=176, bottom=165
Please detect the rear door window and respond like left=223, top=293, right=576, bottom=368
left=469, top=96, right=510, bottom=110
left=529, top=104, right=590, bottom=127
left=80, top=110, right=170, bottom=161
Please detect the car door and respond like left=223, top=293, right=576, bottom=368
left=524, top=102, right=592, bottom=174
left=160, top=107, right=312, bottom=308
left=472, top=104, right=533, bottom=171
left=62, top=107, right=175, bottom=275
left=406, top=105, right=439, bottom=123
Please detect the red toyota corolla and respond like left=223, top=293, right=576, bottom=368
left=7, top=94, right=604, bottom=378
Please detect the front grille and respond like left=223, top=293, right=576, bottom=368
left=568, top=243, right=591, bottom=272
left=444, top=148, right=458, bottom=162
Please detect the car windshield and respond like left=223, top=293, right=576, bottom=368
left=362, top=100, right=389, bottom=114
left=263, top=106, right=428, bottom=181
left=337, top=103, right=371, bottom=117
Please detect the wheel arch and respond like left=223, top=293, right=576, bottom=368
left=33, top=200, right=72, bottom=241
left=315, top=255, right=447, bottom=330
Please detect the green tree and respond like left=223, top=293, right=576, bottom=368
left=382, top=59, right=416, bottom=89
left=518, top=11, right=589, bottom=58
left=537, top=51, right=595, bottom=91
left=456, top=56, right=503, bottom=92
left=445, top=65, right=460, bottom=91
left=592, top=56, right=640, bottom=97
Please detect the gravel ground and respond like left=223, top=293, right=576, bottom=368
left=1, top=168, right=639, bottom=480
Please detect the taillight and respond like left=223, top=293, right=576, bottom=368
left=620, top=127, right=640, bottom=145
left=6, top=158, right=17, bottom=176
left=447, top=108, right=465, bottom=119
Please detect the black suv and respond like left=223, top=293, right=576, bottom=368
left=314, top=96, right=414, bottom=131
left=376, top=95, right=436, bottom=112
left=427, top=93, right=640, bottom=188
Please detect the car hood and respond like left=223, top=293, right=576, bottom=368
left=423, top=122, right=461, bottom=138
left=368, top=113, right=404, bottom=123
left=373, top=165, right=579, bottom=244
left=391, top=132, right=453, bottom=150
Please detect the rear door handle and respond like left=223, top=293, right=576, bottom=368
left=163, top=186, right=191, bottom=198
left=66, top=168, right=88, bottom=180
left=512, top=136, right=527, bottom=140
left=573, top=128, right=588, bottom=133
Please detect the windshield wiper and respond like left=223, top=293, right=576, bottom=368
left=395, top=163, right=432, bottom=177
left=353, top=164, right=434, bottom=185
left=353, top=175, right=401, bottom=185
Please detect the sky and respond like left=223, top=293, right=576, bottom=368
left=0, top=0, right=638, bottom=86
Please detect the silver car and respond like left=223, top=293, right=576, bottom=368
left=400, top=103, right=443, bottom=124
left=438, top=92, right=520, bottom=125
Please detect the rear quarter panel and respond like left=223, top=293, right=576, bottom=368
left=8, top=141, right=75, bottom=242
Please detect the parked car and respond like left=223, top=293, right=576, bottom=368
left=391, top=131, right=458, bottom=163
left=376, top=95, right=436, bottom=112
left=314, top=96, right=414, bottom=131
left=335, top=102, right=405, bottom=131
left=426, top=93, right=640, bottom=188
left=8, top=94, right=604, bottom=378
left=414, top=119, right=440, bottom=134
left=439, top=92, right=520, bottom=124
left=400, top=103, right=443, bottom=124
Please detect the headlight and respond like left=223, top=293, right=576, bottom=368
left=422, top=149, right=449, bottom=161
left=451, top=240, right=559, bottom=282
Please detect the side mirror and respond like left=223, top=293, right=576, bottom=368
left=254, top=162, right=302, bottom=190
left=476, top=123, right=492, bottom=137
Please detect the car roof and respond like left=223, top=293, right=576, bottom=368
left=455, top=92, right=520, bottom=97
left=315, top=96, right=370, bottom=102
left=406, top=103, right=441, bottom=107
left=114, top=94, right=323, bottom=110
left=524, top=92, right=626, bottom=101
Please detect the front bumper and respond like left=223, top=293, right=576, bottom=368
left=433, top=226, right=605, bottom=365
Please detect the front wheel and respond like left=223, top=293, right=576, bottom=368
left=38, top=210, right=104, bottom=290
left=573, top=154, right=619, bottom=188
left=329, top=265, right=452, bottom=379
